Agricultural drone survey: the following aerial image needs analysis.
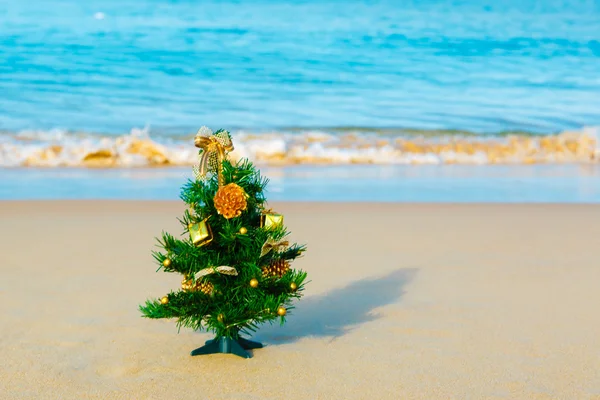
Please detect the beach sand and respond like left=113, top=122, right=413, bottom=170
left=1, top=201, right=599, bottom=399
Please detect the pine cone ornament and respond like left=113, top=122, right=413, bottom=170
left=213, top=183, right=248, bottom=219
left=182, top=277, right=194, bottom=292
left=262, top=259, right=290, bottom=278
left=195, top=280, right=214, bottom=296
left=182, top=277, right=214, bottom=295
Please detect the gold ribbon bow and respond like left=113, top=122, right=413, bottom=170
left=196, top=265, right=238, bottom=278
left=193, top=127, right=234, bottom=186
left=260, top=238, right=290, bottom=258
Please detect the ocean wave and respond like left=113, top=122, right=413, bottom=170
left=0, top=127, right=598, bottom=168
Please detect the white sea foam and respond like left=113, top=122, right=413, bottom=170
left=0, top=127, right=598, bottom=168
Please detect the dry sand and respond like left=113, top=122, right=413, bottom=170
left=1, top=201, right=599, bottom=399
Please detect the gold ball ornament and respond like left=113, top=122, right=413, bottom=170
left=160, top=296, right=169, bottom=305
left=277, top=306, right=287, bottom=316
left=249, top=278, right=259, bottom=288
left=162, top=258, right=172, bottom=268
left=290, top=282, right=298, bottom=291
left=213, top=183, right=248, bottom=219
left=217, top=313, right=225, bottom=323
left=239, top=227, right=248, bottom=235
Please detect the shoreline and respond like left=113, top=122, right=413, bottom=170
left=0, top=128, right=597, bottom=168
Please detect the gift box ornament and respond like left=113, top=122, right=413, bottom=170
left=188, top=217, right=213, bottom=247
left=260, top=211, right=283, bottom=230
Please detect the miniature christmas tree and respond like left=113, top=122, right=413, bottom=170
left=139, top=127, right=307, bottom=358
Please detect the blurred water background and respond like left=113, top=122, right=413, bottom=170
left=1, top=0, right=600, bottom=201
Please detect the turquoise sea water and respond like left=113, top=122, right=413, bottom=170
left=1, top=0, right=600, bottom=201
left=2, top=0, right=600, bottom=133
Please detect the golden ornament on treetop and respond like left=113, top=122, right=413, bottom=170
left=214, top=183, right=248, bottom=219
left=160, top=296, right=169, bottom=305
left=290, top=282, right=298, bottom=291
left=239, top=226, right=248, bottom=235
left=162, top=258, right=172, bottom=268
left=249, top=278, right=259, bottom=288
left=277, top=306, right=287, bottom=316
left=193, top=127, right=233, bottom=186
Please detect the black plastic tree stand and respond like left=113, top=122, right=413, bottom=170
left=190, top=337, right=263, bottom=359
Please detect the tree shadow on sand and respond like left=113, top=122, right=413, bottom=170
left=255, top=268, right=417, bottom=345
